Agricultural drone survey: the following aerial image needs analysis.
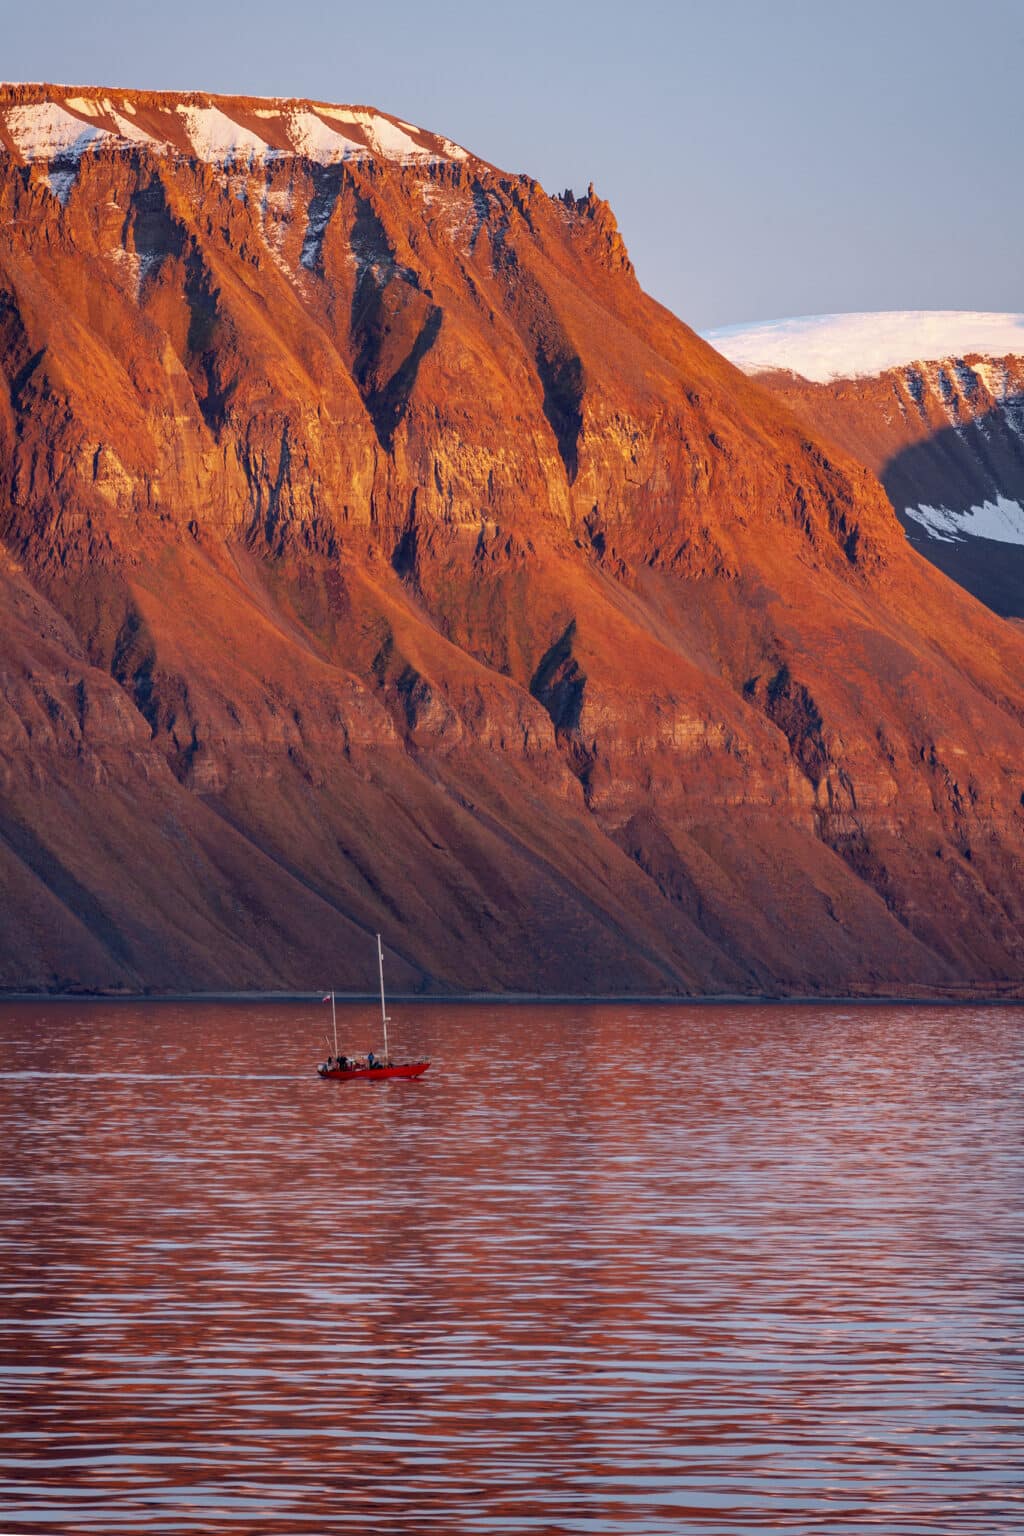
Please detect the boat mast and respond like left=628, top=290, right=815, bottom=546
left=376, top=933, right=390, bottom=1062
left=330, top=990, right=338, bottom=1059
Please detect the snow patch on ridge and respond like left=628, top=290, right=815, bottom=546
left=5, top=102, right=109, bottom=203
left=6, top=101, right=104, bottom=162
left=109, top=108, right=162, bottom=146
left=177, top=104, right=274, bottom=164
left=286, top=110, right=363, bottom=164
left=367, top=116, right=430, bottom=160
left=704, top=311, right=1024, bottom=382
left=320, top=107, right=434, bottom=162
left=905, top=495, right=1024, bottom=545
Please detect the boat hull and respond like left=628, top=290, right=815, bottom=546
left=317, top=1062, right=430, bottom=1081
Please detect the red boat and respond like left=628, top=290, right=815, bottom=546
left=317, top=935, right=430, bottom=1083
left=317, top=1060, right=430, bottom=1082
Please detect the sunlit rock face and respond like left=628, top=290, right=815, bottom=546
left=706, top=313, right=1024, bottom=618
left=3, top=89, right=1024, bottom=997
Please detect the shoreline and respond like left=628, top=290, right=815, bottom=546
left=2, top=990, right=1023, bottom=1007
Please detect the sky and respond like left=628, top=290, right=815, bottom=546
left=3, top=0, right=1021, bottom=329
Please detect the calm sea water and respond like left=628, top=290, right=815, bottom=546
left=0, top=1000, right=1020, bottom=1534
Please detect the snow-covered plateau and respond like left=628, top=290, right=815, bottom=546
left=0, top=88, right=470, bottom=176
left=704, top=311, right=1024, bottom=383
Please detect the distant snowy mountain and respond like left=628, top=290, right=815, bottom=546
left=704, top=310, right=1024, bottom=383
left=704, top=312, right=1024, bottom=616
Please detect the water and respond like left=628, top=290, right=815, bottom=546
left=0, top=1000, right=1021, bottom=1533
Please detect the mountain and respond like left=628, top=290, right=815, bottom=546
left=704, top=313, right=1024, bottom=618
left=2, top=85, right=1024, bottom=997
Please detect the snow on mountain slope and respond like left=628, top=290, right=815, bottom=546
left=703, top=311, right=1024, bottom=383
left=905, top=495, right=1024, bottom=546
left=702, top=313, right=1024, bottom=614
left=0, top=82, right=471, bottom=198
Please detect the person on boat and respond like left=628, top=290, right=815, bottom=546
left=338, top=1054, right=349, bottom=1070
left=367, top=1050, right=378, bottom=1069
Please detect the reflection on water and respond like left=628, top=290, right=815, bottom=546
left=0, top=1000, right=1021, bottom=1533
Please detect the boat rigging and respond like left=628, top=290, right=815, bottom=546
left=317, top=934, right=430, bottom=1082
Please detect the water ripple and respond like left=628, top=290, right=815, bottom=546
left=0, top=1000, right=1021, bottom=1532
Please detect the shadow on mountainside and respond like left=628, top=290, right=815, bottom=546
left=881, top=400, right=1024, bottom=618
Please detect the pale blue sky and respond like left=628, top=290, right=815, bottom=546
left=4, top=0, right=1021, bottom=328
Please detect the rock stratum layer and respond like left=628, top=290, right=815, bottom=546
left=2, top=86, right=1024, bottom=996
left=707, top=314, right=1024, bottom=619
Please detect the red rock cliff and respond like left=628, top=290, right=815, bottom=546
left=2, top=85, right=1024, bottom=995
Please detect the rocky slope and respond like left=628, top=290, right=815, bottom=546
left=705, top=313, right=1024, bottom=618
left=3, top=87, right=1024, bottom=996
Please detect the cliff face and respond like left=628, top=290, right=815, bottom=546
left=3, top=87, right=1024, bottom=996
